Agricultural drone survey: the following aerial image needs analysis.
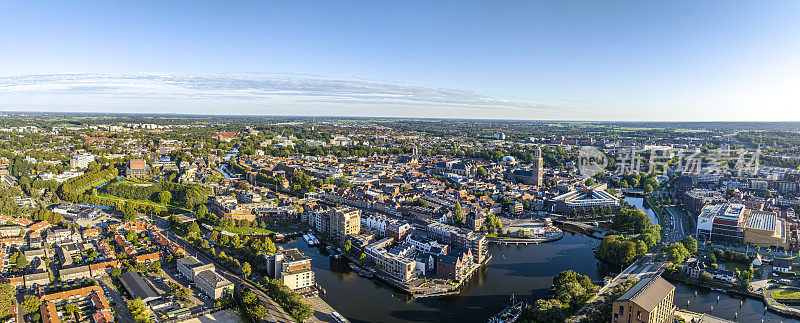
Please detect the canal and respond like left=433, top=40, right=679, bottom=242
left=622, top=196, right=660, bottom=227
left=283, top=232, right=606, bottom=323
left=275, top=199, right=789, bottom=322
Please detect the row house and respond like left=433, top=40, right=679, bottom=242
left=114, top=233, right=135, bottom=255
left=90, top=260, right=120, bottom=278
left=46, top=228, right=82, bottom=245
left=27, top=221, right=51, bottom=238
left=24, top=272, right=49, bottom=289
left=59, top=265, right=92, bottom=281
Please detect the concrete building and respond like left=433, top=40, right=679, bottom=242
left=696, top=204, right=748, bottom=244
left=195, top=269, right=234, bottom=300
left=683, top=189, right=725, bottom=213
left=69, top=154, right=95, bottom=169
left=364, top=237, right=416, bottom=282
left=546, top=188, right=621, bottom=215
left=329, top=206, right=361, bottom=241
left=612, top=276, right=675, bottom=323
left=177, top=256, right=214, bottom=280
left=268, top=248, right=315, bottom=291
left=426, top=222, right=486, bottom=263
left=743, top=210, right=788, bottom=249
left=177, top=256, right=232, bottom=299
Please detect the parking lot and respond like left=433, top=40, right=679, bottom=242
left=100, top=264, right=217, bottom=322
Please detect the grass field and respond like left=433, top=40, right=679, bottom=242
left=95, top=193, right=191, bottom=213
left=212, top=225, right=275, bottom=235
left=771, top=289, right=800, bottom=299
left=717, top=261, right=751, bottom=273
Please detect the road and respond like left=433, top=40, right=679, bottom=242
left=98, top=277, right=135, bottom=323
left=154, top=217, right=295, bottom=323
left=663, top=205, right=688, bottom=244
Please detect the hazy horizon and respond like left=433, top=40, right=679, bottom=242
left=1, top=1, right=799, bottom=121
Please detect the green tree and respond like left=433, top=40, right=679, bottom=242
left=15, top=252, right=30, bottom=269
left=667, top=242, right=690, bottom=264
left=681, top=236, right=698, bottom=254
left=242, top=262, right=252, bottom=277
left=453, top=201, right=464, bottom=226
left=23, top=295, right=41, bottom=314
left=0, top=284, right=12, bottom=319
left=523, top=298, right=564, bottom=323
left=619, top=241, right=638, bottom=265
left=635, top=240, right=648, bottom=257
left=157, top=191, right=172, bottom=204
left=127, top=298, right=153, bottom=323
left=344, top=239, right=352, bottom=253
left=476, top=166, right=488, bottom=178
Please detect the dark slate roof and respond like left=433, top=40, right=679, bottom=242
left=437, top=254, right=459, bottom=266
left=774, top=258, right=793, bottom=268
left=119, top=271, right=160, bottom=302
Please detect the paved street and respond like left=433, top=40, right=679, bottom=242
left=154, top=217, right=295, bottom=323
left=99, top=277, right=135, bottom=323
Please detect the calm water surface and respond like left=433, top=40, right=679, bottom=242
left=276, top=199, right=791, bottom=322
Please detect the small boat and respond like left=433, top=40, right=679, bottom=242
left=303, top=233, right=320, bottom=246
left=488, top=295, right=527, bottom=323
left=349, top=263, right=375, bottom=278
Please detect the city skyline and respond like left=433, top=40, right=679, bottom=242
left=1, top=1, right=799, bottom=120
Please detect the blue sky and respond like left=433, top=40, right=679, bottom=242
left=1, top=1, right=799, bottom=120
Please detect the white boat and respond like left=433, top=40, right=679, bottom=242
left=303, top=233, right=319, bottom=246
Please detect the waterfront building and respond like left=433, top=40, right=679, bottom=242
left=546, top=188, right=621, bottom=216
left=364, top=237, right=416, bottom=282
left=329, top=206, right=361, bottom=241
left=426, top=222, right=486, bottom=263
left=697, top=203, right=789, bottom=249
left=268, top=248, right=316, bottom=291
left=436, top=248, right=472, bottom=280
left=612, top=276, right=675, bottom=323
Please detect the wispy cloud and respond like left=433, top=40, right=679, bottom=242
left=0, top=73, right=560, bottom=110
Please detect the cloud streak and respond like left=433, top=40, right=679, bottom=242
left=0, top=73, right=566, bottom=114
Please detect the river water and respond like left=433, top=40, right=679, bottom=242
left=275, top=197, right=791, bottom=322
left=623, top=196, right=660, bottom=227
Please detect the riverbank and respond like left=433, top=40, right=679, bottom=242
left=339, top=246, right=493, bottom=298
left=664, top=271, right=800, bottom=320
left=485, top=232, right=563, bottom=244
